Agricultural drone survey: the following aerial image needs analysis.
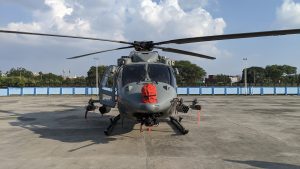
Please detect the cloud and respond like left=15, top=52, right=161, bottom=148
left=177, top=0, right=210, bottom=11
left=0, top=0, right=226, bottom=75
left=5, top=0, right=91, bottom=35
left=2, top=0, right=225, bottom=44
left=277, top=0, right=300, bottom=27
left=0, top=0, right=45, bottom=10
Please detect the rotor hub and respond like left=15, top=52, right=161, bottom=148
left=133, top=41, right=154, bottom=51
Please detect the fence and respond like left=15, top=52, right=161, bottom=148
left=0, top=87, right=97, bottom=96
left=1, top=86, right=300, bottom=96
left=177, top=86, right=300, bottom=95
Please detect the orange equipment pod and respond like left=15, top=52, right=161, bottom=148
left=141, top=83, right=157, bottom=103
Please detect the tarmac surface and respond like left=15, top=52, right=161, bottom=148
left=0, top=95, right=299, bottom=169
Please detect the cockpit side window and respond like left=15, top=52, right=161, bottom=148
left=148, top=64, right=171, bottom=85
left=122, top=64, right=146, bottom=86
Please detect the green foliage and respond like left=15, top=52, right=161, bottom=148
left=86, top=66, right=107, bottom=86
left=265, top=65, right=297, bottom=84
left=174, top=60, right=206, bottom=86
left=265, top=65, right=283, bottom=83
left=7, top=67, right=34, bottom=78
left=0, top=63, right=298, bottom=87
left=242, top=66, right=266, bottom=84
left=41, top=73, right=64, bottom=86
left=281, top=65, right=297, bottom=74
left=240, top=65, right=298, bottom=86
left=0, top=77, right=25, bottom=87
left=66, top=76, right=87, bottom=86
left=215, top=74, right=231, bottom=85
left=0, top=67, right=90, bottom=87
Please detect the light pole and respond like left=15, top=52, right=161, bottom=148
left=94, top=57, right=99, bottom=96
left=243, top=58, right=248, bottom=95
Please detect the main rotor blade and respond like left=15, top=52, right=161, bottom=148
left=67, top=46, right=134, bottom=59
left=154, top=46, right=215, bottom=60
left=155, top=29, right=300, bottom=45
left=0, top=29, right=132, bottom=45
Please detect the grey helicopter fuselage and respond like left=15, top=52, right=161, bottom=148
left=118, top=63, right=177, bottom=119
left=99, top=50, right=178, bottom=121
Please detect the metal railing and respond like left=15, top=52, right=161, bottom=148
left=1, top=86, right=300, bottom=96
left=177, top=86, right=300, bottom=95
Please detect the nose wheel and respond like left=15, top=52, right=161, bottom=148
left=139, top=116, right=159, bottom=132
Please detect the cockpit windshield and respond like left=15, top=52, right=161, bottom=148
left=122, top=64, right=146, bottom=86
left=148, top=64, right=171, bottom=85
left=122, top=64, right=173, bottom=86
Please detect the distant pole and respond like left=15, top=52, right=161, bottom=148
left=253, top=71, right=256, bottom=85
left=295, top=73, right=297, bottom=86
left=94, top=57, right=99, bottom=96
left=243, top=58, right=248, bottom=95
left=62, top=70, right=65, bottom=79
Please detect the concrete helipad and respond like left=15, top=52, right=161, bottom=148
left=0, top=95, right=299, bottom=169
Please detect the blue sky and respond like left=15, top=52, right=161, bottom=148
left=0, top=0, right=300, bottom=77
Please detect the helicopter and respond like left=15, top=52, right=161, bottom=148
left=1, top=28, right=300, bottom=135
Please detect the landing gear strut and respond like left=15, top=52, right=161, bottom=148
left=104, top=114, right=121, bottom=136
left=169, top=116, right=189, bottom=135
left=85, top=99, right=99, bottom=119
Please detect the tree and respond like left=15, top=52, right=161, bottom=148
left=0, top=67, right=90, bottom=87
left=41, top=73, right=63, bottom=86
left=242, top=66, right=265, bottom=85
left=265, top=65, right=297, bottom=85
left=1, top=77, right=25, bottom=87
left=62, top=76, right=86, bottom=86
left=215, top=74, right=231, bottom=85
left=281, top=65, right=297, bottom=75
left=6, top=67, right=34, bottom=78
left=3, top=68, right=36, bottom=87
left=72, top=76, right=87, bottom=86
left=86, top=66, right=107, bottom=86
left=173, top=60, right=206, bottom=86
left=297, top=74, right=300, bottom=85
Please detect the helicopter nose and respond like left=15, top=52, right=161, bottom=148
left=139, top=103, right=160, bottom=112
left=121, top=83, right=177, bottom=113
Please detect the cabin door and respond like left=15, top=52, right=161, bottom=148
left=99, top=65, right=117, bottom=107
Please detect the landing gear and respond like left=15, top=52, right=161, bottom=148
left=85, top=99, right=98, bottom=119
left=104, top=114, right=121, bottom=136
left=169, top=116, right=189, bottom=135
left=84, top=99, right=120, bottom=136
left=139, top=115, right=159, bottom=132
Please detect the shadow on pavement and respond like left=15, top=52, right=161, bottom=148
left=4, top=107, right=135, bottom=144
left=224, top=159, right=300, bottom=169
